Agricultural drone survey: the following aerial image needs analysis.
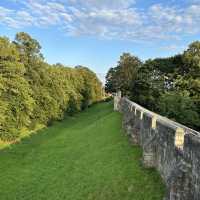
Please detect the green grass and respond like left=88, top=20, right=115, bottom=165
left=0, top=101, right=165, bottom=200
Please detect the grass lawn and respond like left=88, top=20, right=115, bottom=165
left=0, top=101, right=165, bottom=200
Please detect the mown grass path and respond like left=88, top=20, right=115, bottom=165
left=0, top=101, right=165, bottom=200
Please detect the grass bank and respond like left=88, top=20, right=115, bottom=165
left=0, top=101, right=165, bottom=200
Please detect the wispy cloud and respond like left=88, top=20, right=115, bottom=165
left=159, top=44, right=185, bottom=51
left=0, top=0, right=200, bottom=43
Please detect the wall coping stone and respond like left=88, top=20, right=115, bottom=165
left=123, top=97, right=200, bottom=137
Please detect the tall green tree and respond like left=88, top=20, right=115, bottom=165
left=0, top=37, right=34, bottom=141
left=176, top=41, right=200, bottom=89
left=0, top=33, right=103, bottom=141
left=117, top=53, right=141, bottom=96
left=14, top=32, right=43, bottom=64
left=176, top=41, right=200, bottom=116
left=105, top=43, right=200, bottom=130
left=105, top=53, right=141, bottom=96
left=105, top=67, right=119, bottom=93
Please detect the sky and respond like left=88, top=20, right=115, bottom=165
left=0, top=0, right=200, bottom=82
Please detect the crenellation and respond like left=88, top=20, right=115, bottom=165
left=114, top=94, right=200, bottom=200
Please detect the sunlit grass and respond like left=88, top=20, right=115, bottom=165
left=0, top=124, right=45, bottom=150
left=0, top=101, right=165, bottom=200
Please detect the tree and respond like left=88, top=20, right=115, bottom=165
left=105, top=67, right=119, bottom=93
left=158, top=92, right=200, bottom=129
left=182, top=41, right=200, bottom=76
left=130, top=59, right=165, bottom=110
left=105, top=53, right=141, bottom=96
left=0, top=33, right=103, bottom=141
left=117, top=53, right=141, bottom=96
left=76, top=66, right=103, bottom=109
left=0, top=37, right=34, bottom=141
left=105, top=43, right=200, bottom=131
left=14, top=32, right=43, bottom=64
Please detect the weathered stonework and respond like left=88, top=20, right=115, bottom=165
left=114, top=91, right=121, bottom=111
left=114, top=93, right=200, bottom=200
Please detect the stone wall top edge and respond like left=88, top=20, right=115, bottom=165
left=185, top=133, right=200, bottom=144
left=122, top=97, right=200, bottom=137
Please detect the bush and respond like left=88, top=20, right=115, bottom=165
left=158, top=92, right=200, bottom=129
left=0, top=33, right=103, bottom=141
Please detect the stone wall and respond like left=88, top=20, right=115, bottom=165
left=114, top=93, right=200, bottom=200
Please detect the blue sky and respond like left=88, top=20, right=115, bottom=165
left=0, top=0, right=200, bottom=82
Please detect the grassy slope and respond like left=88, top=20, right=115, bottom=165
left=0, top=101, right=165, bottom=200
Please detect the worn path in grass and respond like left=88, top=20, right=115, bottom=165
left=0, top=101, right=165, bottom=200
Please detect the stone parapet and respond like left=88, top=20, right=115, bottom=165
left=114, top=95, right=200, bottom=200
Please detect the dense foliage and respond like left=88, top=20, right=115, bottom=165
left=0, top=33, right=103, bottom=141
left=105, top=43, right=200, bottom=131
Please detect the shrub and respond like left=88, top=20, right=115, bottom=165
left=158, top=92, right=200, bottom=129
left=0, top=33, right=103, bottom=141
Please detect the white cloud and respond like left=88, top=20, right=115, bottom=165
left=0, top=6, right=13, bottom=18
left=67, top=0, right=134, bottom=10
left=159, top=44, right=185, bottom=51
left=0, top=0, right=200, bottom=43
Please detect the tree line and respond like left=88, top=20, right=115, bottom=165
left=105, top=42, right=200, bottom=131
left=0, top=32, right=103, bottom=141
